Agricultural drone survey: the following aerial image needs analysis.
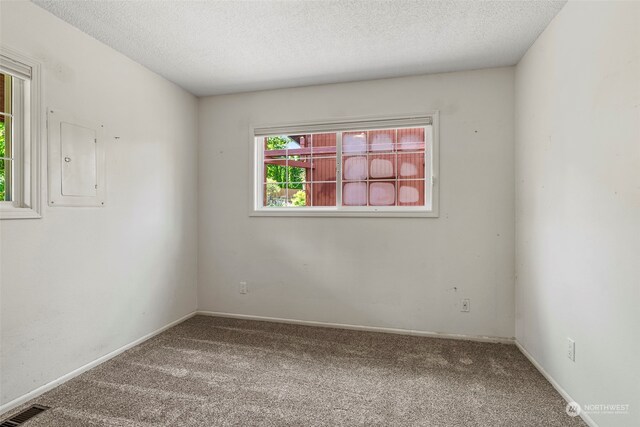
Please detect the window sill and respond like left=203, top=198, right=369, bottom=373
left=250, top=208, right=439, bottom=218
left=0, top=205, right=42, bottom=220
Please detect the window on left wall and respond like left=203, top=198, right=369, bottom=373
left=1, top=72, right=14, bottom=202
left=0, top=48, right=41, bottom=219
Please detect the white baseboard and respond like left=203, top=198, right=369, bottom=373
left=515, top=341, right=598, bottom=427
left=0, top=311, right=196, bottom=417
left=197, top=310, right=515, bottom=344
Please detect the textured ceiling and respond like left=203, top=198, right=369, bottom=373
left=32, top=0, right=566, bottom=96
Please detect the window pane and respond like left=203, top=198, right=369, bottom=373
left=265, top=163, right=286, bottom=183
left=369, top=182, right=396, bottom=206
left=368, top=129, right=395, bottom=152
left=264, top=181, right=286, bottom=207
left=263, top=136, right=287, bottom=186
left=310, top=144, right=336, bottom=206
left=398, top=180, right=425, bottom=206
left=288, top=186, right=309, bottom=207
left=343, top=181, right=367, bottom=206
left=369, top=154, right=395, bottom=179
left=263, top=182, right=312, bottom=207
left=343, top=131, right=366, bottom=154
left=0, top=114, right=11, bottom=201
left=0, top=117, right=5, bottom=158
left=0, top=73, right=11, bottom=115
left=0, top=159, right=8, bottom=202
left=310, top=156, right=336, bottom=182
left=343, top=155, right=367, bottom=181
left=263, top=135, right=310, bottom=190
left=286, top=157, right=307, bottom=186
left=397, top=153, right=425, bottom=179
left=311, top=133, right=336, bottom=156
left=311, top=182, right=335, bottom=206
left=397, top=127, right=424, bottom=151
left=263, top=133, right=337, bottom=208
left=338, top=126, right=427, bottom=208
left=264, top=135, right=289, bottom=152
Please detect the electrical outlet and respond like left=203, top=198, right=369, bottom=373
left=461, top=299, right=470, bottom=312
left=239, top=281, right=248, bottom=294
left=567, top=338, right=575, bottom=361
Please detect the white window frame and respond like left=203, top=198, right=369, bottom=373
left=250, top=112, right=439, bottom=218
left=0, top=47, right=42, bottom=220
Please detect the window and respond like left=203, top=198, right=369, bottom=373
left=252, top=114, right=438, bottom=217
left=0, top=48, right=41, bottom=219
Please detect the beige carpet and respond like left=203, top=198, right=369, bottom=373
left=3, top=316, right=585, bottom=426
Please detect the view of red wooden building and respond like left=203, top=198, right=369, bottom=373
left=262, top=127, right=427, bottom=207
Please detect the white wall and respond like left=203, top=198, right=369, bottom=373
left=515, top=2, right=640, bottom=426
left=198, top=68, right=515, bottom=339
left=0, top=2, right=198, bottom=407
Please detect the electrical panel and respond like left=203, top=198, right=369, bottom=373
left=48, top=109, right=105, bottom=207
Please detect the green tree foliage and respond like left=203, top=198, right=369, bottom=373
left=0, top=121, right=5, bottom=200
left=265, top=178, right=285, bottom=207
left=265, top=136, right=288, bottom=151
left=265, top=136, right=305, bottom=191
left=291, top=190, right=306, bottom=206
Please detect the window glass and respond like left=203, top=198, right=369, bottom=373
left=256, top=122, right=434, bottom=215
left=0, top=73, right=12, bottom=201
